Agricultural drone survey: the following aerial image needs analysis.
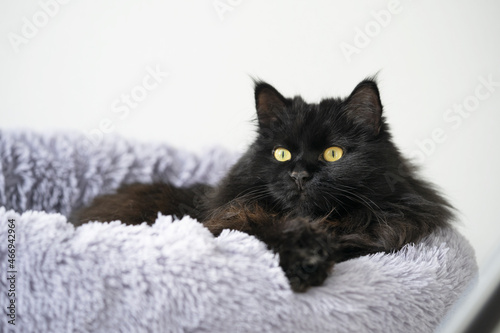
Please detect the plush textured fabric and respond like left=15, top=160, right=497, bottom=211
left=0, top=130, right=477, bottom=333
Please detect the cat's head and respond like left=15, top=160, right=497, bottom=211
left=248, top=79, right=400, bottom=217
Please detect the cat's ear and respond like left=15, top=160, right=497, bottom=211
left=254, top=81, right=288, bottom=127
left=344, top=79, right=383, bottom=136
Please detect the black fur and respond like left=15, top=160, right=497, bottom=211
left=72, top=79, right=454, bottom=292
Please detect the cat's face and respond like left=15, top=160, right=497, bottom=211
left=249, top=80, right=395, bottom=217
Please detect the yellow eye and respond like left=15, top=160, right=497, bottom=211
left=323, top=147, right=343, bottom=162
left=274, top=147, right=292, bottom=162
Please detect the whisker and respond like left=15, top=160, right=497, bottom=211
left=320, top=183, right=389, bottom=227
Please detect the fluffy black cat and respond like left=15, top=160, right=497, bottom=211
left=72, top=78, right=453, bottom=292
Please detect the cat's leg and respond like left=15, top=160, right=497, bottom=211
left=270, top=217, right=339, bottom=292
left=70, top=183, right=212, bottom=226
left=275, top=217, right=430, bottom=291
left=203, top=204, right=338, bottom=292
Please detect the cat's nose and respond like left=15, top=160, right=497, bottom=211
left=290, top=170, right=311, bottom=191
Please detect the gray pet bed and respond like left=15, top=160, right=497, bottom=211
left=0, top=130, right=477, bottom=333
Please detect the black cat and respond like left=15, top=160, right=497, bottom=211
left=72, top=78, right=453, bottom=292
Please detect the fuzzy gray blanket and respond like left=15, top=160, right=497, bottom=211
left=0, top=130, right=477, bottom=333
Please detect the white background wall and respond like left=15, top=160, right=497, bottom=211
left=1, top=0, right=499, bottom=270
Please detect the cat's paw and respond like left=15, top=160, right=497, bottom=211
left=278, top=218, right=336, bottom=292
